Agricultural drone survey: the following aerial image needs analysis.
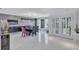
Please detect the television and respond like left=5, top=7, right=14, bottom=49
left=7, top=19, right=18, bottom=25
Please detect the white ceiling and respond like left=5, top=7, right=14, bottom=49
left=0, top=8, right=50, bottom=18
left=0, top=8, right=78, bottom=18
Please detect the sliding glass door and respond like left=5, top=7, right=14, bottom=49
left=55, top=17, right=71, bottom=36
left=62, top=17, right=71, bottom=36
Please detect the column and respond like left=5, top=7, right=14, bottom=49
left=35, top=18, right=37, bottom=26
left=45, top=19, right=48, bottom=45
left=37, top=19, right=41, bottom=43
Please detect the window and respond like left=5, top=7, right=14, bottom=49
left=55, top=18, right=59, bottom=34
left=41, top=19, right=45, bottom=28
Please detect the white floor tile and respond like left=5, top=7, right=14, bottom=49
left=10, top=32, right=79, bottom=50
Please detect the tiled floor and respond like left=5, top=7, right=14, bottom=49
left=10, top=31, right=79, bottom=50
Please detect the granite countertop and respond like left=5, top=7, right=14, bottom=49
left=0, top=33, right=9, bottom=36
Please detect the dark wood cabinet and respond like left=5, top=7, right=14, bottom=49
left=1, top=34, right=10, bottom=50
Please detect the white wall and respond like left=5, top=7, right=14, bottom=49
left=0, top=36, right=1, bottom=50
